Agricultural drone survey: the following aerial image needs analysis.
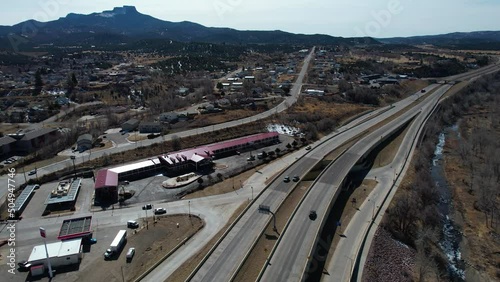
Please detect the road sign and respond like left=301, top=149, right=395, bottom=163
left=258, top=205, right=270, bottom=214
left=39, top=227, right=46, bottom=238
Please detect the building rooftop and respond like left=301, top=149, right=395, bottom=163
left=28, top=238, right=82, bottom=262
left=58, top=216, right=92, bottom=240
left=0, top=136, right=16, bottom=146
left=44, top=178, right=82, bottom=205
left=95, top=169, right=118, bottom=189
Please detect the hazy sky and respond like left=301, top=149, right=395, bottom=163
left=1, top=0, right=499, bottom=38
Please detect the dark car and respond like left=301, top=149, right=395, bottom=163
left=154, top=208, right=166, bottom=215
left=293, top=176, right=300, bottom=182
left=421, top=89, right=426, bottom=93
left=17, top=260, right=31, bottom=271
left=283, top=176, right=290, bottom=183
left=142, top=204, right=152, bottom=210
left=309, top=210, right=317, bottom=220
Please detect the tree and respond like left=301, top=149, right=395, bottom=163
left=66, top=73, right=77, bottom=95
left=33, top=70, right=43, bottom=96
left=216, top=82, right=223, bottom=91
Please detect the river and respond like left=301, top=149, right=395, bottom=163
left=431, top=125, right=465, bottom=281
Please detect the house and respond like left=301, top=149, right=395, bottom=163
left=76, top=134, right=93, bottom=152
left=121, top=119, right=139, bottom=132
left=139, top=122, right=163, bottom=134
left=231, top=82, right=244, bottom=90
left=159, top=112, right=179, bottom=124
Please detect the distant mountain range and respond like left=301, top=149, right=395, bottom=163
left=380, top=31, right=500, bottom=48
left=0, top=6, right=377, bottom=49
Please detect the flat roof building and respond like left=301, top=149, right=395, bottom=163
left=28, top=238, right=83, bottom=270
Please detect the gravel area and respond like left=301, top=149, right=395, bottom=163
left=363, top=228, right=416, bottom=282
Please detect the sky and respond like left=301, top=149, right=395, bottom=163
left=1, top=0, right=499, bottom=38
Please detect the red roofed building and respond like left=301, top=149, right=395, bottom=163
left=94, top=169, right=118, bottom=204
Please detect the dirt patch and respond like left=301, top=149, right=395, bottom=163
left=128, top=133, right=148, bottom=142
left=372, top=122, right=411, bottom=169
left=76, top=215, right=203, bottom=282
left=165, top=203, right=247, bottom=282
left=183, top=164, right=267, bottom=199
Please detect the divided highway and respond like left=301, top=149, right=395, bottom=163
left=259, top=83, right=452, bottom=282
left=189, top=84, right=441, bottom=281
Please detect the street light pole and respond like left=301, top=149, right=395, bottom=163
left=251, top=186, right=254, bottom=201
left=188, top=200, right=191, bottom=217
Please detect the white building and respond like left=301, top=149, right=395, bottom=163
left=28, top=238, right=83, bottom=271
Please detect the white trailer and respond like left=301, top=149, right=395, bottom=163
left=27, top=238, right=82, bottom=275
left=104, top=230, right=127, bottom=259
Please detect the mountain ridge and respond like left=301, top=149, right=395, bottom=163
left=0, top=5, right=378, bottom=49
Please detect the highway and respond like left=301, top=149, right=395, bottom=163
left=259, top=62, right=500, bottom=281
left=259, top=84, right=451, bottom=281
left=321, top=86, right=451, bottom=282
left=189, top=82, right=441, bottom=282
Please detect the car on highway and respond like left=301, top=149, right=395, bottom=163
left=283, top=176, right=290, bottom=183
left=305, top=145, right=311, bottom=150
left=247, top=156, right=255, bottom=161
left=33, top=184, right=40, bottom=190
left=293, top=176, right=300, bottom=182
left=28, top=169, right=37, bottom=175
left=309, top=210, right=317, bottom=220
left=154, top=208, right=166, bottom=215
left=421, top=89, right=426, bottom=93
left=142, top=204, right=152, bottom=210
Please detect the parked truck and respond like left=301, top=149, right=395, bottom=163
left=104, top=230, right=127, bottom=260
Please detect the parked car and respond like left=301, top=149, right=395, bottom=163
left=293, top=176, right=300, bottom=182
left=154, top=208, right=166, bottom=215
left=142, top=204, right=152, bottom=210
left=17, top=260, right=31, bottom=271
left=305, top=145, right=312, bottom=150
left=127, top=220, right=139, bottom=229
left=247, top=156, right=255, bottom=161
left=283, top=176, right=290, bottom=183
left=126, top=247, right=135, bottom=262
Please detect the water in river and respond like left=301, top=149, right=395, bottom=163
left=431, top=128, right=465, bottom=281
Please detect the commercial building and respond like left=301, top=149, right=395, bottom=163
left=94, top=132, right=280, bottom=204
left=27, top=238, right=83, bottom=275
